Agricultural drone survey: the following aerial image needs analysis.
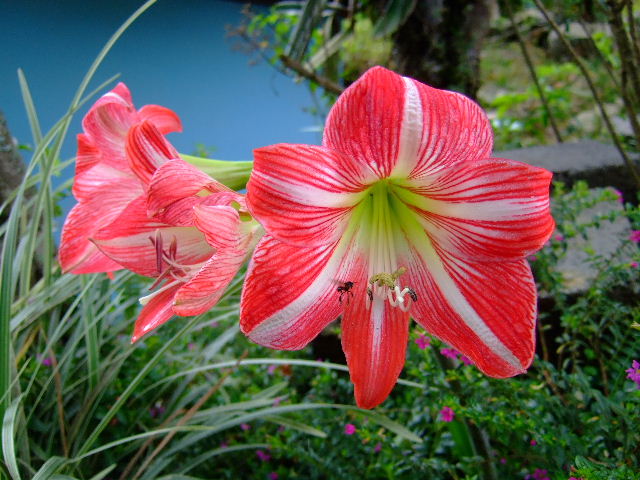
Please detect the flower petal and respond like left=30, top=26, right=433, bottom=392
left=400, top=158, right=554, bottom=260
left=138, top=104, right=182, bottom=134
left=59, top=179, right=142, bottom=273
left=81, top=83, right=136, bottom=170
left=404, top=233, right=536, bottom=377
left=172, top=204, right=249, bottom=315
left=126, top=121, right=179, bottom=186
left=323, top=66, right=493, bottom=180
left=74, top=133, right=100, bottom=179
left=147, top=158, right=228, bottom=217
left=92, top=197, right=213, bottom=277
left=341, top=284, right=409, bottom=409
left=240, top=234, right=360, bottom=349
left=248, top=144, right=366, bottom=246
left=131, top=283, right=180, bottom=342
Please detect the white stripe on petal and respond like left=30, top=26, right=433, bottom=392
left=414, top=230, right=523, bottom=370
left=247, top=235, right=353, bottom=346
left=253, top=169, right=362, bottom=208
left=392, top=78, right=423, bottom=177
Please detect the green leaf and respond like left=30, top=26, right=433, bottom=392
left=2, top=395, right=23, bottom=480
left=32, top=457, right=67, bottom=480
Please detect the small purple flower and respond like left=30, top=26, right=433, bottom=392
left=256, top=450, right=271, bottom=462
left=554, top=234, right=564, bottom=242
left=278, top=425, right=286, bottom=433
left=440, top=348, right=459, bottom=360
left=220, top=441, right=228, bottom=449
left=273, top=396, right=282, bottom=406
left=500, top=458, right=507, bottom=464
left=460, top=355, right=473, bottom=365
left=626, top=360, right=640, bottom=388
left=631, top=261, right=639, bottom=268
left=630, top=230, right=640, bottom=243
left=187, top=342, right=196, bottom=351
left=267, top=364, right=277, bottom=375
left=415, top=334, right=430, bottom=350
left=373, top=442, right=382, bottom=453
left=344, top=423, right=356, bottom=435
left=530, top=439, right=537, bottom=446
left=41, top=356, right=53, bottom=367
left=268, top=473, right=278, bottom=480
left=210, top=320, right=219, bottom=328
left=527, top=255, right=538, bottom=262
left=611, top=188, right=624, bottom=203
left=439, top=406, right=454, bottom=422
left=240, top=423, right=251, bottom=431
left=149, top=402, right=166, bottom=418
left=525, top=468, right=549, bottom=480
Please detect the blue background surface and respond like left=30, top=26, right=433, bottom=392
left=0, top=0, right=321, bottom=162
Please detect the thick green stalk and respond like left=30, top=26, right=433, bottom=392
left=180, top=155, right=253, bottom=190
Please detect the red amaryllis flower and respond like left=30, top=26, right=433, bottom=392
left=92, top=122, right=262, bottom=341
left=59, top=83, right=181, bottom=274
left=240, top=67, right=554, bottom=408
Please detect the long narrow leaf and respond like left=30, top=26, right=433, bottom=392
left=2, top=394, right=23, bottom=480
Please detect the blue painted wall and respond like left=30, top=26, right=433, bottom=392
left=0, top=0, right=321, bottom=163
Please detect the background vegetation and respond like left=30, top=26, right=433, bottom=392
left=1, top=0, right=639, bottom=479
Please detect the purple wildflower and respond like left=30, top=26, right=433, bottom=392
left=149, top=402, right=166, bottom=418
left=267, top=364, right=277, bottom=375
left=611, top=188, right=624, bottom=203
left=220, top=441, right=228, bottom=449
left=344, top=423, right=356, bottom=435
left=530, top=439, right=537, bottom=446
left=525, top=469, right=549, bottom=480
left=440, top=348, right=459, bottom=360
left=268, top=473, right=279, bottom=480
left=415, top=334, right=430, bottom=350
left=256, top=450, right=271, bottom=462
left=240, top=423, right=251, bottom=431
left=439, top=406, right=455, bottom=422
left=500, top=458, right=507, bottom=464
left=631, top=261, right=639, bottom=268
left=626, top=360, right=640, bottom=388
left=373, top=442, right=382, bottom=453
left=460, top=355, right=473, bottom=365
left=554, top=234, right=564, bottom=242
left=630, top=230, right=640, bottom=243
left=41, top=356, right=53, bottom=367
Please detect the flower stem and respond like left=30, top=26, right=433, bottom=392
left=180, top=154, right=253, bottom=190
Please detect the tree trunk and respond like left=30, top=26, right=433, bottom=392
left=0, top=110, right=26, bottom=213
left=391, top=0, right=495, bottom=99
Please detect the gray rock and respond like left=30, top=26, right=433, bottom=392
left=551, top=188, right=632, bottom=294
left=496, top=140, right=639, bottom=204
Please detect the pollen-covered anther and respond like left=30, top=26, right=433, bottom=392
left=366, top=267, right=415, bottom=311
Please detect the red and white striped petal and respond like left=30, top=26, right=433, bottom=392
left=248, top=144, right=367, bottom=246
left=131, top=282, right=181, bottom=342
left=403, top=235, right=536, bottom=377
left=82, top=83, right=136, bottom=170
left=341, top=282, right=410, bottom=409
left=92, top=197, right=213, bottom=277
left=147, top=158, right=228, bottom=217
left=126, top=121, right=179, bottom=186
left=74, top=133, right=101, bottom=180
left=323, top=67, right=405, bottom=179
left=173, top=249, right=245, bottom=316
left=138, top=104, right=182, bottom=135
left=172, top=203, right=250, bottom=315
left=59, top=179, right=142, bottom=273
left=323, top=66, right=493, bottom=181
left=403, top=158, right=554, bottom=260
left=72, top=162, right=136, bottom=202
left=240, top=234, right=361, bottom=349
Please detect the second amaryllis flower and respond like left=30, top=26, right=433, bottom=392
left=92, top=122, right=262, bottom=341
left=240, top=66, right=555, bottom=409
